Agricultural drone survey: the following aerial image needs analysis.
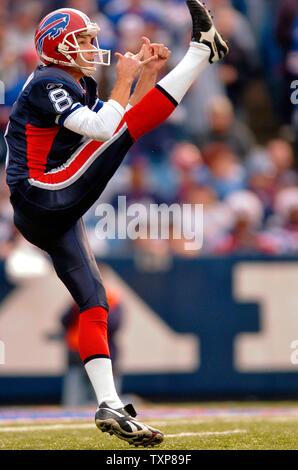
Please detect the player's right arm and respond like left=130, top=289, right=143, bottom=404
left=27, top=79, right=126, bottom=142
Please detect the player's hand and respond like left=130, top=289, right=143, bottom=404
left=115, top=47, right=158, bottom=82
left=140, top=36, right=171, bottom=73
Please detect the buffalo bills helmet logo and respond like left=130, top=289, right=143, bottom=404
left=37, top=13, right=70, bottom=54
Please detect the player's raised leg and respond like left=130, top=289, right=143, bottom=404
left=124, top=0, right=229, bottom=141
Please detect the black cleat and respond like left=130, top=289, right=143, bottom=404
left=186, top=0, right=229, bottom=63
left=95, top=402, right=164, bottom=447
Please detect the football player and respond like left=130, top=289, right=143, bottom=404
left=5, top=1, right=228, bottom=447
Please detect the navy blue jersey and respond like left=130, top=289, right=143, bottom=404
left=5, top=65, right=104, bottom=188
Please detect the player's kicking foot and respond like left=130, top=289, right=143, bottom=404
left=186, top=0, right=229, bottom=63
left=95, top=402, right=164, bottom=447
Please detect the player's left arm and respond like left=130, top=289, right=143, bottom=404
left=129, top=37, right=171, bottom=107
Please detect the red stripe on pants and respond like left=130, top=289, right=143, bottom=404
left=31, top=139, right=105, bottom=185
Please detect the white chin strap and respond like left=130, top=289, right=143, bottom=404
left=78, top=64, right=96, bottom=77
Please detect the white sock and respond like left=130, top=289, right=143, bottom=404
left=84, top=357, right=124, bottom=409
left=158, top=42, right=210, bottom=104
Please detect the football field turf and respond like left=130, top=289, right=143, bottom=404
left=0, top=401, right=297, bottom=450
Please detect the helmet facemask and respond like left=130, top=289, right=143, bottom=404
left=57, top=24, right=111, bottom=76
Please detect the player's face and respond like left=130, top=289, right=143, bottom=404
left=76, top=34, right=96, bottom=67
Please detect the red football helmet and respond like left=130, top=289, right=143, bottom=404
left=34, top=8, right=111, bottom=76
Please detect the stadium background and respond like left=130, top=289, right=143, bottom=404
left=0, top=0, right=297, bottom=405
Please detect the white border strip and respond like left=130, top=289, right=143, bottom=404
left=0, top=423, right=247, bottom=437
left=166, top=430, right=247, bottom=438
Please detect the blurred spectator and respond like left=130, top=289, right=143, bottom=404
left=0, top=16, right=19, bottom=88
left=4, top=48, right=39, bottom=109
left=117, top=13, right=146, bottom=54
left=157, top=0, right=193, bottom=50
left=112, top=156, right=160, bottom=207
left=234, top=0, right=267, bottom=43
left=275, top=0, right=298, bottom=125
left=266, top=139, right=297, bottom=188
left=176, top=63, right=225, bottom=139
left=169, top=141, right=203, bottom=203
left=246, top=139, right=297, bottom=221
left=210, top=0, right=258, bottom=55
left=104, top=0, right=163, bottom=33
left=198, top=142, right=246, bottom=199
left=245, top=147, right=277, bottom=219
left=265, top=187, right=298, bottom=254
left=180, top=182, right=233, bottom=253
left=214, top=5, right=259, bottom=108
left=196, top=96, right=256, bottom=159
left=6, top=2, right=42, bottom=55
left=0, top=16, right=20, bottom=131
left=210, top=190, right=279, bottom=254
left=0, top=3, right=40, bottom=129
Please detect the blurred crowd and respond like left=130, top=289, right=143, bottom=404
left=0, top=0, right=298, bottom=261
